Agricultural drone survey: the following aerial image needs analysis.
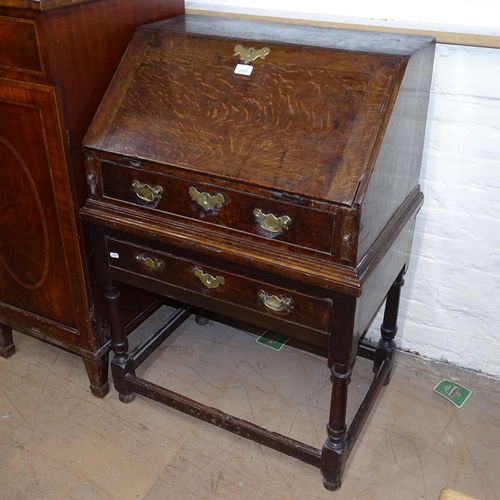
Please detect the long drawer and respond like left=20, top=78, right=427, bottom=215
left=100, top=161, right=335, bottom=254
left=105, top=236, right=333, bottom=335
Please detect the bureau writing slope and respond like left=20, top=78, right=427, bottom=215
left=0, top=0, right=184, bottom=397
left=81, top=14, right=435, bottom=489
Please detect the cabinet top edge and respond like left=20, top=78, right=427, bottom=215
left=0, top=0, right=105, bottom=12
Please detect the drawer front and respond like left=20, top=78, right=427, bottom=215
left=101, top=162, right=334, bottom=254
left=106, top=238, right=332, bottom=333
left=0, top=17, right=43, bottom=75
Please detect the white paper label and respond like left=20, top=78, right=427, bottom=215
left=234, top=64, right=253, bottom=76
left=109, top=252, right=119, bottom=259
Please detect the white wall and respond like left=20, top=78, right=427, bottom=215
left=376, top=43, right=500, bottom=378
left=186, top=0, right=500, bottom=35
left=186, top=3, right=500, bottom=378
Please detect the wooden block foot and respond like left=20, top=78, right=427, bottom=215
left=0, top=323, right=15, bottom=358
left=0, top=343, right=16, bottom=358
left=83, top=355, right=110, bottom=399
left=90, top=381, right=111, bottom=398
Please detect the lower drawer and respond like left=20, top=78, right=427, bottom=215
left=106, top=237, right=332, bottom=334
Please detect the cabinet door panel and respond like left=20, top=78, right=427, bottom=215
left=0, top=81, right=77, bottom=329
left=0, top=16, right=43, bottom=75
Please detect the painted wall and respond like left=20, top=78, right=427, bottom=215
left=186, top=0, right=500, bottom=34
left=380, top=43, right=500, bottom=378
left=186, top=2, right=500, bottom=378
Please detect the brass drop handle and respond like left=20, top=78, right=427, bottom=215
left=253, top=208, right=291, bottom=233
left=189, top=187, right=225, bottom=211
left=135, top=253, right=164, bottom=270
left=132, top=180, right=163, bottom=203
left=258, top=290, right=293, bottom=312
left=194, top=268, right=225, bottom=289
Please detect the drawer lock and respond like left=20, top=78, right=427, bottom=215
left=258, top=290, right=293, bottom=312
left=194, top=268, right=225, bottom=289
left=189, top=187, right=225, bottom=211
left=135, top=253, right=164, bottom=270
left=253, top=209, right=291, bottom=233
left=132, top=180, right=163, bottom=203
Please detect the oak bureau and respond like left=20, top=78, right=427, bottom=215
left=80, top=14, right=435, bottom=489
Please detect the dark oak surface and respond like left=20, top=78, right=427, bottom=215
left=0, top=0, right=108, bottom=11
left=81, top=14, right=434, bottom=488
left=85, top=17, right=417, bottom=206
left=0, top=0, right=184, bottom=397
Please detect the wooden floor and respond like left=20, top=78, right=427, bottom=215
left=1, top=305, right=499, bottom=499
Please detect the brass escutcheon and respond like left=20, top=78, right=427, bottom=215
left=253, top=208, right=291, bottom=233
left=132, top=180, right=163, bottom=203
left=189, top=186, right=225, bottom=211
left=257, top=290, right=293, bottom=313
left=234, top=44, right=270, bottom=64
left=194, top=268, right=225, bottom=289
left=135, top=253, right=164, bottom=270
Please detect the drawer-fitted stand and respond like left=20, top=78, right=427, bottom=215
left=81, top=14, right=435, bottom=489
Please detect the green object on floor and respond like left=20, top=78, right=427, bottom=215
left=256, top=330, right=290, bottom=351
left=433, top=380, right=472, bottom=408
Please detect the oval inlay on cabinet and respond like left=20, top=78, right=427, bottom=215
left=0, top=137, right=49, bottom=289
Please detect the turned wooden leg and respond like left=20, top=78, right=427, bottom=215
left=195, top=308, right=212, bottom=325
left=83, top=354, right=110, bottom=398
left=321, top=362, right=352, bottom=490
left=87, top=225, right=135, bottom=402
left=374, top=267, right=406, bottom=384
left=320, top=295, right=356, bottom=490
left=0, top=323, right=15, bottom=358
left=105, top=283, right=136, bottom=403
left=195, top=315, right=209, bottom=325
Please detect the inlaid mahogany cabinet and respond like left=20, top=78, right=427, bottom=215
left=0, top=0, right=184, bottom=397
left=81, top=15, right=435, bottom=488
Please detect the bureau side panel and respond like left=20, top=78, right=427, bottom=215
left=353, top=215, right=418, bottom=358
left=356, top=41, right=435, bottom=263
